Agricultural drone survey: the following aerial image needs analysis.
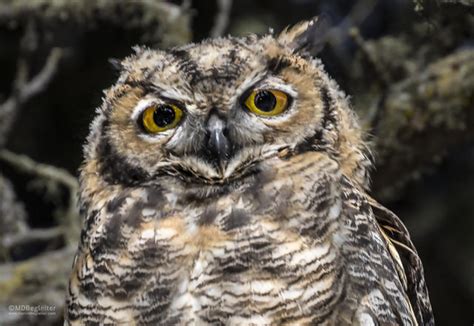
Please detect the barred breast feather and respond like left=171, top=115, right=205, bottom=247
left=66, top=151, right=429, bottom=325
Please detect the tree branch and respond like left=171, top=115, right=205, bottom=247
left=0, top=0, right=191, bottom=48
left=370, top=49, right=474, bottom=198
left=210, top=0, right=233, bottom=37
left=0, top=245, right=76, bottom=325
left=0, top=150, right=77, bottom=192
left=0, top=150, right=80, bottom=244
left=0, top=43, right=63, bottom=147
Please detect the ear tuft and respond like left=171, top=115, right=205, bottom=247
left=278, top=14, right=332, bottom=57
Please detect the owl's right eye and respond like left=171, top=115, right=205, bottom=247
left=140, top=104, right=183, bottom=133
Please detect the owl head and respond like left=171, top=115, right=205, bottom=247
left=83, top=16, right=371, bottom=191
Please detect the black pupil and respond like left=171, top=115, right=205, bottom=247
left=153, top=105, right=176, bottom=127
left=254, top=90, right=276, bottom=112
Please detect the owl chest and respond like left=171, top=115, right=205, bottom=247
left=87, top=158, right=344, bottom=322
left=136, top=174, right=342, bottom=321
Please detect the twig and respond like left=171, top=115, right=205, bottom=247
left=2, top=227, right=63, bottom=252
left=349, top=27, right=391, bottom=87
left=210, top=0, right=233, bottom=37
left=0, top=150, right=80, bottom=243
left=19, top=48, right=63, bottom=101
left=324, top=0, right=378, bottom=75
left=0, top=150, right=78, bottom=191
left=0, top=46, right=63, bottom=147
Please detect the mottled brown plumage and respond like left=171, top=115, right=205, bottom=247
left=65, top=16, right=433, bottom=325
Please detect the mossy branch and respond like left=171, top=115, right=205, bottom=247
left=370, top=49, right=474, bottom=197
left=0, top=0, right=191, bottom=48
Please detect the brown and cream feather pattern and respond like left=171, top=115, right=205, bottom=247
left=66, top=16, right=434, bottom=325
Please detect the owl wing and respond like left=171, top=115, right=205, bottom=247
left=367, top=196, right=435, bottom=326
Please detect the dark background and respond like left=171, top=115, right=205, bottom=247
left=0, top=0, right=473, bottom=325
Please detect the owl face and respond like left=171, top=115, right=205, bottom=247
left=88, top=17, right=367, bottom=187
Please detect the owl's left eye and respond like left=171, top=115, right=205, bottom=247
left=244, top=89, right=289, bottom=116
left=140, top=103, right=183, bottom=133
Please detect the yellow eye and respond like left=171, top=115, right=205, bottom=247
left=141, top=103, right=183, bottom=133
left=244, top=89, right=289, bottom=116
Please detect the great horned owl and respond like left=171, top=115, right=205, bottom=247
left=65, top=17, right=434, bottom=325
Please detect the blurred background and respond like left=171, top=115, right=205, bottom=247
left=0, top=0, right=472, bottom=324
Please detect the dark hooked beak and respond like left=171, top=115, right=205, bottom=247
left=206, top=114, right=232, bottom=171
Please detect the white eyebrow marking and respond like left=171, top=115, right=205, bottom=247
left=131, top=98, right=156, bottom=121
left=159, top=87, right=193, bottom=103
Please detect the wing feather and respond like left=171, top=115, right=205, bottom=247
left=368, top=196, right=435, bottom=326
